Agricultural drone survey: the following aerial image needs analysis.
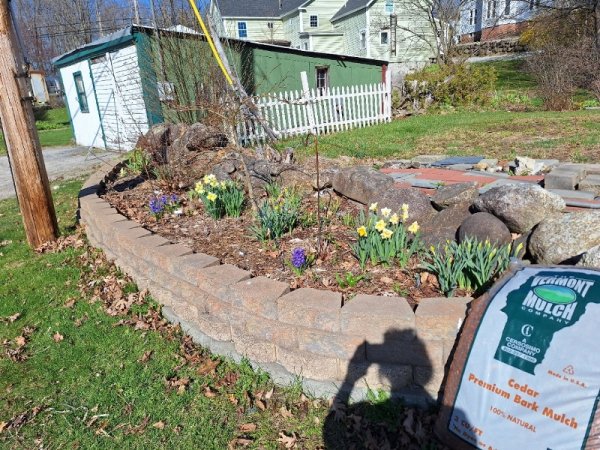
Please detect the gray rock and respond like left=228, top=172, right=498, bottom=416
left=576, top=245, right=600, bottom=269
left=431, top=182, right=478, bottom=210
left=332, top=166, right=393, bottom=205
left=474, top=184, right=565, bottom=233
left=579, top=175, right=600, bottom=196
left=313, top=167, right=340, bottom=190
left=458, top=212, right=512, bottom=245
left=370, top=188, right=436, bottom=224
left=421, top=203, right=472, bottom=247
left=529, top=211, right=600, bottom=264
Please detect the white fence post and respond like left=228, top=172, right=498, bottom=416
left=300, top=71, right=317, bottom=136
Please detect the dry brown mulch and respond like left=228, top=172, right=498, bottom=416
left=102, top=173, right=443, bottom=307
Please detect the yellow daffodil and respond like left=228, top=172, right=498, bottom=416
left=206, top=192, right=217, bottom=202
left=381, top=228, right=393, bottom=239
left=401, top=204, right=409, bottom=221
left=375, top=219, right=386, bottom=232
left=194, top=182, right=205, bottom=194
left=407, top=221, right=420, bottom=234
left=220, top=181, right=227, bottom=189
left=430, top=245, right=436, bottom=253
left=369, top=202, right=378, bottom=212
left=203, top=174, right=217, bottom=185
left=516, top=242, right=524, bottom=253
left=389, top=213, right=399, bottom=225
left=381, top=207, right=391, bottom=218
left=357, top=226, right=367, bottom=237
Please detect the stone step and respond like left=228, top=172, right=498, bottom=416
left=547, top=189, right=597, bottom=200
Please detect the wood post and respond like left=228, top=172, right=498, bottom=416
left=0, top=0, right=58, bottom=248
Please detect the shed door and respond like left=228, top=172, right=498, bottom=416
left=90, top=45, right=149, bottom=151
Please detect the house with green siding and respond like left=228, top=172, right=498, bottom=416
left=211, top=0, right=436, bottom=82
left=52, top=24, right=386, bottom=151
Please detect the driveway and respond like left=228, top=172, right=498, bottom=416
left=0, top=146, right=122, bottom=200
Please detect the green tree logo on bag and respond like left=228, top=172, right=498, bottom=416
left=494, top=272, right=599, bottom=375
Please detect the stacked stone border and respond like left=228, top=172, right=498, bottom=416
left=79, top=166, right=472, bottom=405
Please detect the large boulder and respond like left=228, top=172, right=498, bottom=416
left=458, top=212, right=512, bottom=245
left=370, top=188, right=436, bottom=224
left=577, top=245, right=600, bottom=269
left=431, top=182, right=479, bottom=210
left=529, top=211, right=600, bottom=264
left=420, top=203, right=472, bottom=248
left=332, top=166, right=393, bottom=205
left=474, top=184, right=565, bottom=233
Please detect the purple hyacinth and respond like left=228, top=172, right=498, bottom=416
left=149, top=196, right=165, bottom=215
left=291, top=247, right=306, bottom=269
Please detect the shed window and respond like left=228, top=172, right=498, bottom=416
left=310, top=15, right=318, bottom=27
left=316, top=67, right=329, bottom=93
left=73, top=72, right=89, bottom=113
left=237, top=21, right=248, bottom=38
left=380, top=31, right=389, bottom=45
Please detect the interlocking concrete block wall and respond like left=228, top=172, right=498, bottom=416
left=79, top=168, right=472, bottom=404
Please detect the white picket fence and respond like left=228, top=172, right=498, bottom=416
left=238, top=71, right=392, bottom=145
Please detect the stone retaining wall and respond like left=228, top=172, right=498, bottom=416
left=454, top=37, right=527, bottom=56
left=79, top=168, right=472, bottom=405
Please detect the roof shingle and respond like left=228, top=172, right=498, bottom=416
left=215, top=0, right=309, bottom=18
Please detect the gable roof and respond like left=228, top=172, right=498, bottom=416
left=215, top=0, right=309, bottom=18
left=331, top=0, right=375, bottom=22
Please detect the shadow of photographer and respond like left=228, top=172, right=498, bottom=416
left=323, top=328, right=456, bottom=450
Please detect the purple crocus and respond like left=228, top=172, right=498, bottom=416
left=291, top=247, right=306, bottom=269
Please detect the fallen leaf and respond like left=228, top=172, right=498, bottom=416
left=0, top=421, right=7, bottom=434
left=197, top=358, right=219, bottom=375
left=420, top=272, right=430, bottom=285
left=277, top=431, right=297, bottom=448
left=0, top=313, right=21, bottom=323
left=228, top=437, right=253, bottom=448
left=53, top=332, right=64, bottom=343
left=279, top=406, right=293, bottom=419
left=380, top=276, right=394, bottom=284
left=255, top=399, right=266, bottom=411
left=238, top=423, right=257, bottom=433
left=203, top=386, right=217, bottom=398
left=138, top=351, right=153, bottom=363
left=14, top=336, right=26, bottom=347
left=152, top=421, right=165, bottom=429
left=64, top=298, right=76, bottom=308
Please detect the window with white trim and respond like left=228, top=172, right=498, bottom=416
left=486, top=0, right=497, bottom=18
left=237, top=21, right=247, bottom=38
left=359, top=29, right=366, bottom=49
left=469, top=9, right=475, bottom=25
left=316, top=67, right=329, bottom=93
left=380, top=30, right=389, bottom=45
left=310, top=15, right=318, bottom=27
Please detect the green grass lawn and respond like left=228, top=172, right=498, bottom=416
left=0, top=107, right=73, bottom=156
left=290, top=109, right=600, bottom=162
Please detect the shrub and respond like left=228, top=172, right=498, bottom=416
left=404, top=63, right=497, bottom=108
left=351, top=203, right=421, bottom=270
left=189, top=174, right=245, bottom=219
left=250, top=184, right=302, bottom=242
left=422, top=238, right=521, bottom=297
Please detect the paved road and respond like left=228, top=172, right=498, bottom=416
left=0, top=146, right=122, bottom=200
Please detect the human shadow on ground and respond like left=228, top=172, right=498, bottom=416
left=323, top=329, right=457, bottom=450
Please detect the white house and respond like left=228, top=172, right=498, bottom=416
left=459, top=0, right=543, bottom=42
left=211, top=0, right=436, bottom=81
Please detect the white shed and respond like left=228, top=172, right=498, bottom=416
left=52, top=27, right=154, bottom=151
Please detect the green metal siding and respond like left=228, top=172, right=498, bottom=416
left=236, top=47, right=383, bottom=94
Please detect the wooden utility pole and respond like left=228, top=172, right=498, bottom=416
left=0, top=0, right=58, bottom=248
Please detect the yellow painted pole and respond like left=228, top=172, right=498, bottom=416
left=187, top=0, right=234, bottom=86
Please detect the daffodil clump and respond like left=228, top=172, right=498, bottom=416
left=188, top=174, right=245, bottom=219
left=422, top=237, right=521, bottom=297
left=352, top=203, right=422, bottom=270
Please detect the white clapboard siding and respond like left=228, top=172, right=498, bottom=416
left=91, top=45, right=149, bottom=151
left=238, top=75, right=392, bottom=146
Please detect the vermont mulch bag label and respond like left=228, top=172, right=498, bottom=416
left=436, top=266, right=600, bottom=450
